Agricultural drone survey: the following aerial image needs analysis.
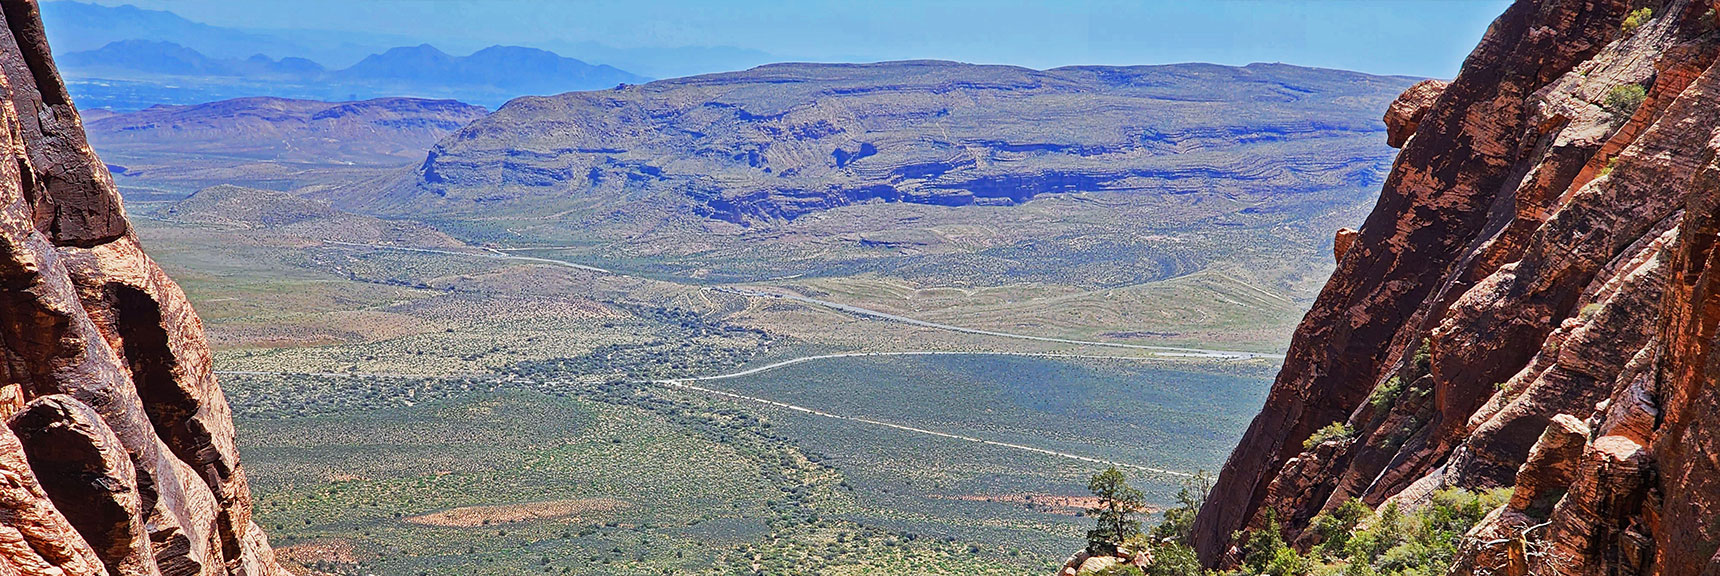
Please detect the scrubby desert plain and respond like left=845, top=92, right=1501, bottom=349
left=132, top=190, right=1281, bottom=576
left=93, top=60, right=1407, bottom=575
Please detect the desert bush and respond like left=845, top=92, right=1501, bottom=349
left=1146, top=544, right=1202, bottom=576
left=1368, top=339, right=1432, bottom=413
left=1622, top=7, right=1652, bottom=32
left=1150, top=471, right=1212, bottom=547
left=1311, top=498, right=1372, bottom=557
left=1305, top=422, right=1357, bottom=449
left=1604, top=84, right=1647, bottom=115
left=1203, top=488, right=1512, bottom=576
left=1369, top=376, right=1405, bottom=411
left=1234, top=510, right=1297, bottom=575
left=1084, top=563, right=1148, bottom=576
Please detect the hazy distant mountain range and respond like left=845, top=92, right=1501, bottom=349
left=39, top=1, right=773, bottom=110
left=58, top=39, right=648, bottom=110
left=60, top=40, right=325, bottom=77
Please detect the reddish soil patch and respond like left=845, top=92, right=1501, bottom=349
left=403, top=498, right=630, bottom=527
left=275, top=540, right=360, bottom=575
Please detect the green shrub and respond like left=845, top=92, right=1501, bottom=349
left=1411, top=339, right=1431, bottom=372
left=1421, top=487, right=1510, bottom=538
left=1267, top=546, right=1311, bottom=576
left=1343, top=502, right=1405, bottom=564
left=1150, top=471, right=1212, bottom=547
left=1237, top=510, right=1293, bottom=574
left=1305, top=422, right=1357, bottom=450
left=1139, top=482, right=1509, bottom=576
left=1604, top=84, right=1647, bottom=115
left=1324, top=489, right=1510, bottom=576
left=1145, top=544, right=1203, bottom=576
left=1370, top=339, right=1433, bottom=413
left=1374, top=539, right=1436, bottom=575
left=1369, top=376, right=1405, bottom=411
left=1598, top=159, right=1615, bottom=177
left=1084, top=563, right=1148, bottom=576
left=1622, top=7, right=1653, bottom=32
left=1311, top=499, right=1372, bottom=558
left=1341, top=558, right=1377, bottom=576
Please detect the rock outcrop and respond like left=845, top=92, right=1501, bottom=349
left=1193, top=1, right=1720, bottom=576
left=1382, top=79, right=1447, bottom=149
left=1333, top=227, right=1359, bottom=263
left=0, top=1, right=288, bottom=575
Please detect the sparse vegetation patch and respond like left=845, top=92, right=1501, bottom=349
left=1604, top=84, right=1647, bottom=116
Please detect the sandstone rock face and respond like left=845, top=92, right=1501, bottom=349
left=0, top=422, right=105, bottom=576
left=0, top=2, right=288, bottom=575
left=1505, top=414, right=1589, bottom=516
left=1193, top=2, right=1720, bottom=575
left=10, top=395, right=156, bottom=576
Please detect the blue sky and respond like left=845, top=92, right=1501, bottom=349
left=88, top=0, right=1512, bottom=78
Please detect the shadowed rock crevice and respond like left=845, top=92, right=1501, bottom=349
left=110, top=285, right=191, bottom=472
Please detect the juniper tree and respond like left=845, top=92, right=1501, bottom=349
left=1087, top=466, right=1146, bottom=555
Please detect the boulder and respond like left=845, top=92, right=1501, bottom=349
left=1333, top=228, right=1359, bottom=263
left=1383, top=79, right=1448, bottom=148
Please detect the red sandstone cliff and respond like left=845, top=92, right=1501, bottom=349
left=1193, top=1, right=1720, bottom=575
left=0, top=1, right=289, bottom=575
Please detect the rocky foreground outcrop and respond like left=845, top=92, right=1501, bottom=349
left=0, top=1, right=288, bottom=575
left=1192, top=1, right=1720, bottom=575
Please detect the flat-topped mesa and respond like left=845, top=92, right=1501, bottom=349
left=0, top=1, right=290, bottom=575
left=362, top=60, right=1415, bottom=226
left=1192, top=1, right=1720, bottom=575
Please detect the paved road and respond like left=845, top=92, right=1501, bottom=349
left=323, top=240, right=613, bottom=274
left=653, top=376, right=1193, bottom=478
left=679, top=350, right=1219, bottom=383
left=221, top=349, right=1204, bottom=478
left=650, top=350, right=1211, bottom=476
left=708, top=287, right=1282, bottom=360
left=326, top=240, right=1283, bottom=361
